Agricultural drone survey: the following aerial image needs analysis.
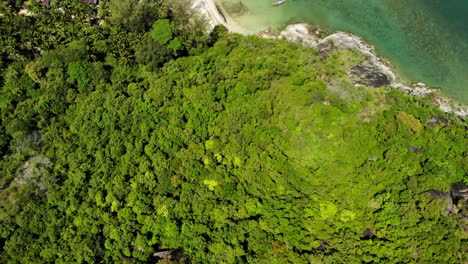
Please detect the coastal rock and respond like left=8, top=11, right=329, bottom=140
left=258, top=32, right=278, bottom=40
left=279, top=24, right=320, bottom=48
left=315, top=31, right=466, bottom=116
left=435, top=97, right=468, bottom=119
left=390, top=82, right=468, bottom=118
left=319, top=32, right=377, bottom=58
left=318, top=32, right=396, bottom=87
left=390, top=82, right=437, bottom=97
left=189, top=3, right=468, bottom=118
left=348, top=62, right=391, bottom=88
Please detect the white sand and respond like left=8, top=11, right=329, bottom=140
left=191, top=0, right=247, bottom=33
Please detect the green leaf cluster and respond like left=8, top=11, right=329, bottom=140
left=0, top=2, right=466, bottom=264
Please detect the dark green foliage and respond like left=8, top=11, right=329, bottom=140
left=67, top=61, right=92, bottom=92
left=108, top=0, right=169, bottom=33
left=210, top=24, right=229, bottom=45
left=167, top=38, right=182, bottom=56
left=135, top=36, right=172, bottom=71
left=0, top=2, right=466, bottom=264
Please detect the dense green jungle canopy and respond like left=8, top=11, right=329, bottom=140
left=0, top=0, right=467, bottom=263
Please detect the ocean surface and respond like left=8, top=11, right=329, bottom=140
left=217, top=0, right=468, bottom=103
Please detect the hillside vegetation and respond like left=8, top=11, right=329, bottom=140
left=0, top=0, right=466, bottom=263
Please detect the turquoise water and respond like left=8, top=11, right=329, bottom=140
left=218, top=0, right=468, bottom=103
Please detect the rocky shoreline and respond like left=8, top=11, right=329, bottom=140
left=191, top=1, right=467, bottom=118
left=262, top=24, right=467, bottom=118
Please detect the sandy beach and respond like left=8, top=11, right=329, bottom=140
left=191, top=0, right=247, bottom=33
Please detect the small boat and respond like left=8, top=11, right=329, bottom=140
left=272, top=0, right=287, bottom=6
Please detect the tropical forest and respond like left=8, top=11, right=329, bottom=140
left=0, top=0, right=466, bottom=263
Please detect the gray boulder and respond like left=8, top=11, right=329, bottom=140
left=279, top=24, right=320, bottom=48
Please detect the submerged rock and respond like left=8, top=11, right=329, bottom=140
left=221, top=1, right=248, bottom=17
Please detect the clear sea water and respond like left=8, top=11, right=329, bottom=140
left=218, top=0, right=468, bottom=103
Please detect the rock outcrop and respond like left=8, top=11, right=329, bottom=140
left=390, top=82, right=468, bottom=117
left=318, top=32, right=397, bottom=84
left=426, top=115, right=451, bottom=127
left=278, top=24, right=320, bottom=48
left=276, top=28, right=397, bottom=88
left=428, top=182, right=468, bottom=215
left=191, top=1, right=468, bottom=118
left=276, top=26, right=468, bottom=118
left=348, top=63, right=391, bottom=88
left=15, top=155, right=51, bottom=191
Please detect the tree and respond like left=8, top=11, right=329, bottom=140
left=108, top=0, right=169, bottom=33
left=151, top=19, right=172, bottom=45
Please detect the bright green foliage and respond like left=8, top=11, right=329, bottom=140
left=203, top=180, right=219, bottom=191
left=151, top=19, right=173, bottom=44
left=168, top=38, right=182, bottom=55
left=0, top=2, right=467, bottom=264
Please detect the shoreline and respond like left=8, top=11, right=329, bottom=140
left=191, top=0, right=467, bottom=118
left=190, top=0, right=248, bottom=33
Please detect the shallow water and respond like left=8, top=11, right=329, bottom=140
left=218, top=0, right=468, bottom=103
